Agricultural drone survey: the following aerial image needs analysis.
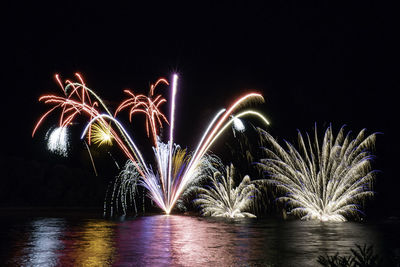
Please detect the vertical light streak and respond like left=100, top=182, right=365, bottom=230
left=167, top=74, right=178, bottom=213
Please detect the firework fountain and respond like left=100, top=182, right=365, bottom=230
left=33, top=73, right=269, bottom=214
left=257, top=125, right=378, bottom=222
left=194, top=164, right=259, bottom=218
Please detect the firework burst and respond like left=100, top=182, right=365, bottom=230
left=46, top=126, right=69, bottom=157
left=34, top=73, right=270, bottom=214
left=194, top=164, right=259, bottom=218
left=91, top=122, right=113, bottom=147
left=257, top=125, right=378, bottom=222
left=115, top=78, right=169, bottom=147
left=32, top=73, right=146, bottom=174
left=85, top=76, right=269, bottom=214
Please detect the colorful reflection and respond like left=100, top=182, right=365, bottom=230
left=113, top=215, right=253, bottom=266
left=9, top=218, right=65, bottom=266
left=8, top=218, right=117, bottom=266
left=59, top=220, right=116, bottom=266
left=3, top=215, right=392, bottom=266
left=114, top=215, right=173, bottom=265
left=169, top=216, right=253, bottom=266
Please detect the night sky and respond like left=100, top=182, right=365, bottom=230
left=3, top=2, right=398, bottom=216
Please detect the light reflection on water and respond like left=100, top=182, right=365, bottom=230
left=0, top=214, right=398, bottom=266
left=21, top=218, right=65, bottom=266
left=60, top=220, right=116, bottom=266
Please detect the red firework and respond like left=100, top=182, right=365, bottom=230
left=115, top=78, right=169, bottom=147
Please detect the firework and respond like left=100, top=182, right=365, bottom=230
left=81, top=114, right=150, bottom=177
left=32, top=73, right=145, bottom=172
left=32, top=74, right=99, bottom=137
left=201, top=110, right=270, bottom=153
left=232, top=116, right=245, bottom=132
left=166, top=93, right=268, bottom=214
left=175, top=153, right=224, bottom=212
left=194, top=164, right=258, bottom=218
left=104, top=160, right=140, bottom=216
left=34, top=73, right=269, bottom=214
left=257, top=125, right=378, bottom=222
left=46, top=126, right=69, bottom=157
left=91, top=122, right=113, bottom=147
left=115, top=78, right=169, bottom=146
left=83, top=76, right=268, bottom=214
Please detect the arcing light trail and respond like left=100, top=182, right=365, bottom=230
left=32, top=74, right=146, bottom=173
left=169, top=94, right=267, bottom=210
left=33, top=73, right=269, bottom=214
left=81, top=114, right=149, bottom=176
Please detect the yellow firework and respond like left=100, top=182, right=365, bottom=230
left=91, top=122, right=113, bottom=146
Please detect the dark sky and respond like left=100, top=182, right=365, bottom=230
left=3, top=2, right=398, bottom=214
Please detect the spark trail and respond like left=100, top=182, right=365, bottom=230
left=257, top=125, right=377, bottom=222
left=34, top=73, right=269, bottom=214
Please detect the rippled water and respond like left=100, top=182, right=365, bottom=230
left=0, top=211, right=399, bottom=266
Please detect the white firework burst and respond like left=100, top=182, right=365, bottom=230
left=233, top=116, right=245, bottom=132
left=194, top=164, right=258, bottom=218
left=258, top=125, right=378, bottom=222
left=46, top=126, right=69, bottom=157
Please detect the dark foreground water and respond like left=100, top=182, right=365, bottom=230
left=0, top=210, right=399, bottom=266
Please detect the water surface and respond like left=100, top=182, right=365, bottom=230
left=0, top=211, right=398, bottom=266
